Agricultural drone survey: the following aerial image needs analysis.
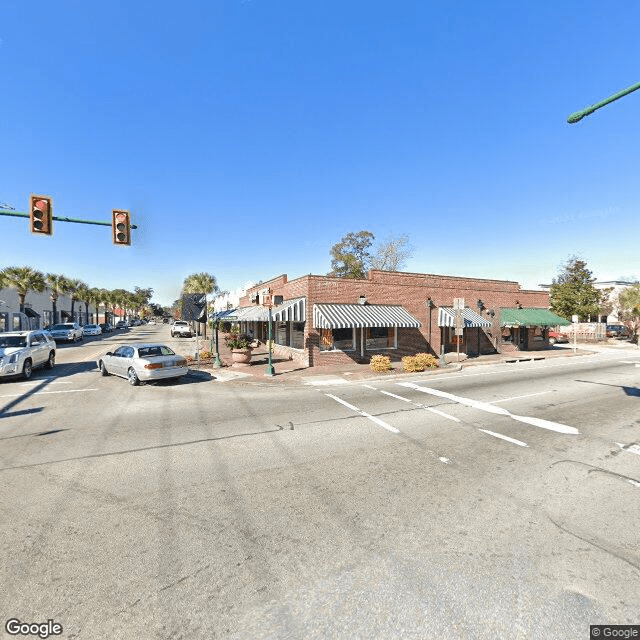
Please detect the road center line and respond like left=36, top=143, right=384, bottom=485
left=325, top=393, right=400, bottom=433
left=398, top=382, right=579, bottom=434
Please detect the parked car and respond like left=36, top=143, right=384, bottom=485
left=96, top=343, right=189, bottom=386
left=548, top=330, right=569, bottom=345
left=82, top=324, right=102, bottom=336
left=99, top=323, right=114, bottom=333
left=0, top=331, right=56, bottom=380
left=147, top=319, right=156, bottom=325
left=171, top=321, right=193, bottom=338
left=115, top=321, right=129, bottom=330
left=606, top=324, right=629, bottom=338
left=48, top=322, right=83, bottom=343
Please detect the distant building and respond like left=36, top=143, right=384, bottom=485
left=0, top=286, right=98, bottom=331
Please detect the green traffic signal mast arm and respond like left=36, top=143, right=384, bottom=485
left=0, top=209, right=137, bottom=228
left=567, top=81, right=640, bottom=123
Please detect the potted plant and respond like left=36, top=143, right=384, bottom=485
left=225, top=332, right=254, bottom=365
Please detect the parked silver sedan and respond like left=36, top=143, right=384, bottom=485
left=96, top=343, right=189, bottom=386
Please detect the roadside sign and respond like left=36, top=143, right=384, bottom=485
left=455, top=313, right=464, bottom=336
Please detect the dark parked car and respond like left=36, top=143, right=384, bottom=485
left=99, top=323, right=114, bottom=333
left=606, top=324, right=629, bottom=338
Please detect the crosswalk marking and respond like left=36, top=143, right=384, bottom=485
left=377, top=389, right=461, bottom=422
left=397, top=382, right=579, bottom=435
left=478, top=429, right=528, bottom=447
left=325, top=394, right=400, bottom=433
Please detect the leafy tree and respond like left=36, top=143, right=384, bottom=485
left=370, top=233, right=414, bottom=271
left=549, top=256, right=604, bottom=322
left=618, top=283, right=640, bottom=342
left=183, top=273, right=218, bottom=338
left=328, top=231, right=374, bottom=278
left=1, top=266, right=45, bottom=313
left=45, top=273, right=70, bottom=325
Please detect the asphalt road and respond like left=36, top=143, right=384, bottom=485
left=1, top=325, right=639, bottom=639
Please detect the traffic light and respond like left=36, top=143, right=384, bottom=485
left=112, top=209, right=131, bottom=245
left=29, top=195, right=53, bottom=235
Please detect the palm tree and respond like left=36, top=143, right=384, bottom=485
left=183, top=272, right=218, bottom=338
left=1, top=266, right=46, bottom=314
left=86, top=287, right=101, bottom=324
left=97, top=289, right=111, bottom=325
left=45, top=273, right=70, bottom=325
left=64, top=278, right=87, bottom=324
left=76, top=283, right=91, bottom=324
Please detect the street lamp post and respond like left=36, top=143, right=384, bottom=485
left=265, top=305, right=275, bottom=377
left=567, top=81, right=640, bottom=123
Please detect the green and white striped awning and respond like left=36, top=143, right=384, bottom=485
left=313, top=303, right=421, bottom=329
left=438, top=307, right=492, bottom=328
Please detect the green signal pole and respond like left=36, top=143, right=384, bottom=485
left=0, top=209, right=138, bottom=228
left=567, top=81, right=640, bottom=124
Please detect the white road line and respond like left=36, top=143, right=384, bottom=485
left=398, top=382, right=579, bottom=435
left=616, top=443, right=640, bottom=456
left=0, top=388, right=99, bottom=398
left=478, top=429, right=528, bottom=447
left=325, top=393, right=400, bottom=433
left=378, top=389, right=461, bottom=422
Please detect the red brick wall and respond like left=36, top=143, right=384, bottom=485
left=236, top=270, right=550, bottom=367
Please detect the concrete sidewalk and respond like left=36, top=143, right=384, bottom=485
left=187, top=339, right=599, bottom=386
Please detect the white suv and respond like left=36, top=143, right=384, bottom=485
left=0, top=331, right=56, bottom=380
left=171, top=321, right=193, bottom=338
left=49, top=322, right=83, bottom=343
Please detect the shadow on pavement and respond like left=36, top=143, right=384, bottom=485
left=575, top=379, right=640, bottom=398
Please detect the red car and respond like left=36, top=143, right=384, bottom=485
left=548, top=330, right=569, bottom=345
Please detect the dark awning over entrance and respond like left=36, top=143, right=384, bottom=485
left=500, top=308, right=570, bottom=327
left=438, top=307, right=491, bottom=328
left=23, top=308, right=40, bottom=318
left=313, top=304, right=421, bottom=329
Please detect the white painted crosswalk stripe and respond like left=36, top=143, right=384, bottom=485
left=397, top=382, right=579, bottom=435
left=377, top=389, right=461, bottom=422
left=325, top=394, right=400, bottom=433
left=478, top=429, right=528, bottom=447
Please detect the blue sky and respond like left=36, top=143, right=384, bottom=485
left=1, top=1, right=639, bottom=306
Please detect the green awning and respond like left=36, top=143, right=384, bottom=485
left=500, top=308, right=570, bottom=327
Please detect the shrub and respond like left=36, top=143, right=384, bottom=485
left=403, top=353, right=439, bottom=372
left=199, top=350, right=212, bottom=359
left=414, top=353, right=439, bottom=369
left=370, top=354, right=392, bottom=372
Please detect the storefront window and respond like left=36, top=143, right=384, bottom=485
left=319, top=327, right=355, bottom=351
left=291, top=322, right=304, bottom=349
left=0, top=312, right=8, bottom=332
left=365, top=327, right=396, bottom=349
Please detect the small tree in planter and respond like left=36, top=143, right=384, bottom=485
left=225, top=332, right=254, bottom=365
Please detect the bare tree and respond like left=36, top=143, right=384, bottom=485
left=370, top=233, right=413, bottom=271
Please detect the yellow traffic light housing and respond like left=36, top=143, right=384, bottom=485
left=112, top=209, right=131, bottom=245
left=29, top=194, right=53, bottom=235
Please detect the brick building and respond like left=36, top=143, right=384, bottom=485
left=215, top=269, right=561, bottom=368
